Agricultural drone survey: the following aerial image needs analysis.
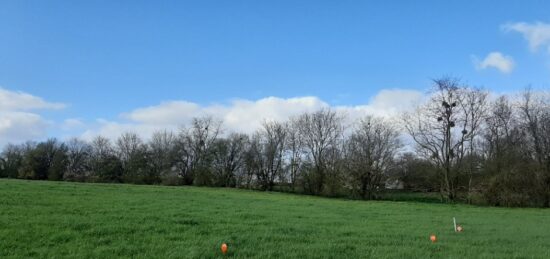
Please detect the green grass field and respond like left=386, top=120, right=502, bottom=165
left=1, top=179, right=549, bottom=258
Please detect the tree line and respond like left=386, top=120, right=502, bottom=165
left=1, top=78, right=549, bottom=207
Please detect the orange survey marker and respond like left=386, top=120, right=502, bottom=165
left=221, top=243, right=228, bottom=255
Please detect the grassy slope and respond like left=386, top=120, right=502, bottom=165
left=0, top=179, right=549, bottom=258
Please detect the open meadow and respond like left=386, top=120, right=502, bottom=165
left=1, top=179, right=549, bottom=258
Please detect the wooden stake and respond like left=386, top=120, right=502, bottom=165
left=453, top=217, right=457, bottom=232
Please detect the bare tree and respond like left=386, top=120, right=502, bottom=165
left=403, top=78, right=484, bottom=201
left=519, top=89, right=550, bottom=207
left=241, top=134, right=261, bottom=189
left=116, top=132, right=145, bottom=166
left=116, top=132, right=150, bottom=183
left=484, top=96, right=519, bottom=175
left=295, top=109, right=344, bottom=195
left=344, top=116, right=402, bottom=199
left=64, top=138, right=92, bottom=181
left=18, top=138, right=67, bottom=180
left=91, top=136, right=113, bottom=160
left=211, top=133, right=248, bottom=187
left=255, top=121, right=287, bottom=191
left=482, top=96, right=535, bottom=206
left=149, top=130, right=178, bottom=180
left=286, top=119, right=304, bottom=191
left=460, top=88, right=488, bottom=202
left=90, top=136, right=122, bottom=182
left=0, top=143, right=24, bottom=178
left=176, top=116, right=222, bottom=185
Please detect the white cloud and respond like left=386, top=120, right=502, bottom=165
left=121, top=101, right=201, bottom=124
left=0, top=111, right=50, bottom=146
left=61, top=118, right=85, bottom=131
left=81, top=89, right=424, bottom=140
left=222, top=96, right=328, bottom=132
left=0, top=88, right=65, bottom=111
left=0, top=87, right=65, bottom=146
left=473, top=52, right=515, bottom=73
left=358, top=89, right=423, bottom=112
left=81, top=119, right=166, bottom=141
left=502, top=22, right=550, bottom=53
left=335, top=89, right=424, bottom=123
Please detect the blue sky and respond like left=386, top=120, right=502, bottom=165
left=1, top=1, right=550, bottom=144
